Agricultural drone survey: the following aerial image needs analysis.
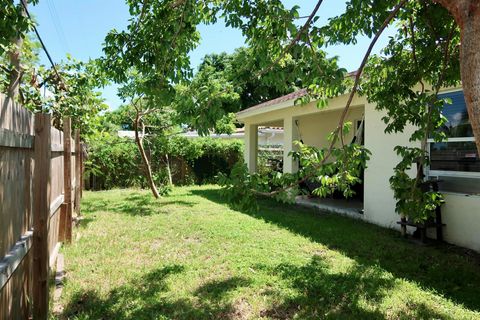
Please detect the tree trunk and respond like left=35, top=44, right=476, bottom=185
left=434, top=0, right=480, bottom=154
left=7, top=2, right=26, bottom=100
left=134, top=112, right=161, bottom=198
left=458, top=4, right=480, bottom=155
left=7, top=43, right=22, bottom=99
left=165, top=154, right=173, bottom=186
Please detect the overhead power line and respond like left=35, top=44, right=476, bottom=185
left=46, top=0, right=70, bottom=53
left=20, top=0, right=64, bottom=86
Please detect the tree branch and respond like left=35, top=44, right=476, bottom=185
left=256, top=0, right=324, bottom=78
left=409, top=15, right=425, bottom=92
left=335, top=0, right=409, bottom=144
left=435, top=22, right=456, bottom=91
left=252, top=0, right=409, bottom=198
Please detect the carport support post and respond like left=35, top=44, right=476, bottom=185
left=244, top=123, right=258, bottom=173
left=283, top=116, right=299, bottom=174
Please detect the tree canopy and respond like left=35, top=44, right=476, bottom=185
left=0, top=0, right=108, bottom=136
left=175, top=46, right=327, bottom=134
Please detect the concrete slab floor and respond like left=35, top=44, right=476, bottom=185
left=296, top=196, right=364, bottom=218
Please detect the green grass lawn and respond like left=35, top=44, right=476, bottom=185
left=57, top=185, right=480, bottom=319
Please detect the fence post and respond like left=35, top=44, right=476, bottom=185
left=61, top=117, right=73, bottom=243
left=33, top=113, right=51, bottom=320
left=74, top=129, right=81, bottom=216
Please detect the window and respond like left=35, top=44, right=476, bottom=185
left=427, top=90, right=480, bottom=193
left=430, top=141, right=480, bottom=173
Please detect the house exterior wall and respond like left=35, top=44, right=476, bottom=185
left=363, top=97, right=480, bottom=252
left=363, top=102, right=420, bottom=228
left=299, top=107, right=364, bottom=149
left=438, top=193, right=480, bottom=251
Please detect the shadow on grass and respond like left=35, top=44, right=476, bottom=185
left=76, top=217, right=95, bottom=229
left=115, top=193, right=160, bottom=216
left=191, top=187, right=480, bottom=313
left=82, top=199, right=109, bottom=214
left=194, top=277, right=251, bottom=300
left=88, top=192, right=197, bottom=217
left=61, top=265, right=252, bottom=320
left=257, top=255, right=447, bottom=319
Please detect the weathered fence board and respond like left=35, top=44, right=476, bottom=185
left=0, top=128, right=33, bottom=149
left=0, top=231, right=32, bottom=290
left=0, top=93, right=83, bottom=319
left=0, top=94, right=34, bottom=135
left=0, top=250, right=31, bottom=320
left=32, top=112, right=51, bottom=320
left=0, top=95, right=34, bottom=320
left=74, top=129, right=81, bottom=217
left=62, top=118, right=73, bottom=243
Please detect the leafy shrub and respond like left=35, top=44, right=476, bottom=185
left=219, top=140, right=370, bottom=212
left=85, top=133, right=243, bottom=190
left=188, top=138, right=243, bottom=184
left=85, top=133, right=144, bottom=189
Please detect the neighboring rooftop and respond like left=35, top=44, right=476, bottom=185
left=182, top=126, right=284, bottom=139
left=182, top=128, right=244, bottom=139
left=118, top=130, right=146, bottom=139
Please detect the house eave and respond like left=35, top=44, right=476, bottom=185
left=236, top=99, right=297, bottom=121
left=236, top=88, right=309, bottom=122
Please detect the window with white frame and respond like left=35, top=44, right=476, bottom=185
left=428, top=90, right=480, bottom=193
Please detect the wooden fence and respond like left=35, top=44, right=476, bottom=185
left=0, top=94, right=83, bottom=320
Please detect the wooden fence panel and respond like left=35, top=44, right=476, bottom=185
left=0, top=250, right=31, bottom=320
left=0, top=149, right=31, bottom=259
left=0, top=95, right=34, bottom=135
left=0, top=93, right=83, bottom=319
left=0, top=96, right=33, bottom=258
left=0, top=94, right=35, bottom=320
left=48, top=127, right=64, bottom=268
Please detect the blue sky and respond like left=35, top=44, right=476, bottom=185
left=29, top=0, right=394, bottom=110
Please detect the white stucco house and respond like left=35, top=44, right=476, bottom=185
left=236, top=87, right=480, bottom=252
left=117, top=130, right=146, bottom=139
left=182, top=127, right=284, bottom=146
left=118, top=127, right=284, bottom=145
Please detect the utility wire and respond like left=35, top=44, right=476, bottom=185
left=20, top=0, right=64, bottom=86
left=46, top=0, right=70, bottom=53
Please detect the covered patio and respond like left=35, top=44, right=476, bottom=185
left=236, top=89, right=366, bottom=213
